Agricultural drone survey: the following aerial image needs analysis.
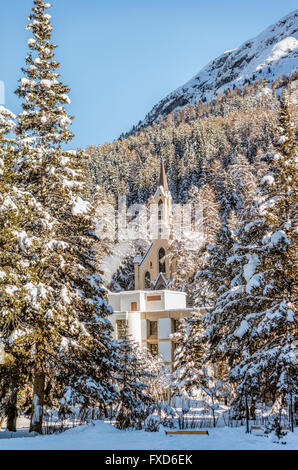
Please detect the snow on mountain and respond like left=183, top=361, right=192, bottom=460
left=137, top=10, right=298, bottom=129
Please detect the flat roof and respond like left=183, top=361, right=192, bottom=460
left=108, top=290, right=187, bottom=296
left=111, top=307, right=194, bottom=314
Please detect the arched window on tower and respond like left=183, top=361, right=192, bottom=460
left=158, top=199, right=163, bottom=221
left=144, top=271, right=151, bottom=289
left=158, top=248, right=166, bottom=274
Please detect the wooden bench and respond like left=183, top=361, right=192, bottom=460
left=165, top=430, right=209, bottom=436
left=250, top=426, right=264, bottom=436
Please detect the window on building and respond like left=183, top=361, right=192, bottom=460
left=148, top=343, right=158, bottom=357
left=158, top=199, right=163, bottom=221
left=131, top=302, right=137, bottom=311
left=116, top=320, right=127, bottom=340
left=147, top=295, right=161, bottom=301
left=172, top=319, right=181, bottom=333
left=158, top=248, right=166, bottom=273
left=149, top=320, right=158, bottom=337
left=144, top=271, right=151, bottom=289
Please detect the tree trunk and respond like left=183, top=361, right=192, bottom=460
left=6, top=388, right=18, bottom=432
left=250, top=401, right=256, bottom=421
left=210, top=393, right=217, bottom=428
left=245, top=395, right=250, bottom=433
left=30, top=370, right=45, bottom=434
left=212, top=408, right=216, bottom=428
left=289, top=393, right=294, bottom=432
left=0, top=413, right=5, bottom=429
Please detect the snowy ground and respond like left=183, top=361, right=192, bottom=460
left=0, top=419, right=297, bottom=450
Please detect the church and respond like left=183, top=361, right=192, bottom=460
left=108, top=161, right=195, bottom=369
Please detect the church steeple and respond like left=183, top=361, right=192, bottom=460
left=152, top=158, right=172, bottom=241
left=158, top=159, right=169, bottom=192
left=134, top=159, right=173, bottom=290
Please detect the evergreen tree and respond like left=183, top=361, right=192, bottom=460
left=228, top=153, right=257, bottom=214
left=171, top=314, right=229, bottom=416
left=109, top=255, right=136, bottom=292
left=191, top=219, right=235, bottom=309
left=57, top=331, right=120, bottom=421
left=168, top=184, right=220, bottom=298
left=167, top=216, right=198, bottom=295
left=201, top=95, right=297, bottom=429
left=135, top=348, right=169, bottom=403
left=171, top=318, right=189, bottom=395
left=115, top=328, right=153, bottom=429
left=171, top=316, right=204, bottom=397
left=93, top=184, right=115, bottom=261
left=13, top=0, right=118, bottom=433
left=0, top=106, right=38, bottom=431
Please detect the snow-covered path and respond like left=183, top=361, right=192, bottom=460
left=0, top=421, right=297, bottom=450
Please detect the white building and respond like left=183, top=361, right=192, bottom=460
left=109, top=289, right=193, bottom=367
left=108, top=161, right=199, bottom=369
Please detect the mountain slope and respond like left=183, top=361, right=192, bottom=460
left=136, top=10, right=298, bottom=129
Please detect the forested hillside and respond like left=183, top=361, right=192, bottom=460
left=87, top=76, right=297, bottom=297
left=87, top=76, right=297, bottom=209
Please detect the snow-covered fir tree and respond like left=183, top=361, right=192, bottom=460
left=200, top=94, right=297, bottom=428
left=115, top=327, right=154, bottom=429
left=207, top=160, right=238, bottom=221
left=228, top=153, right=257, bottom=214
left=0, top=106, right=20, bottom=432
left=0, top=106, right=40, bottom=431
left=135, top=348, right=170, bottom=403
left=109, top=255, right=138, bottom=292
left=168, top=184, right=220, bottom=299
left=167, top=226, right=196, bottom=294
left=93, top=184, right=116, bottom=261
left=12, top=0, right=119, bottom=434
left=191, top=218, right=236, bottom=309
left=171, top=312, right=230, bottom=420
left=171, top=318, right=188, bottom=395
left=171, top=315, right=204, bottom=396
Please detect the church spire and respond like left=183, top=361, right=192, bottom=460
left=158, top=159, right=169, bottom=192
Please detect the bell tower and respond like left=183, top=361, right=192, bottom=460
left=152, top=159, right=172, bottom=241
left=134, top=160, right=174, bottom=290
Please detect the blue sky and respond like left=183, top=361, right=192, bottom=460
left=0, top=0, right=296, bottom=148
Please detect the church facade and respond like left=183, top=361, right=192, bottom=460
left=108, top=161, right=195, bottom=369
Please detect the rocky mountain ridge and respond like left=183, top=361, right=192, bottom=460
left=134, top=10, right=298, bottom=130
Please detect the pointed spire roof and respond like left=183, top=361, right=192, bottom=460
left=158, top=159, right=169, bottom=192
